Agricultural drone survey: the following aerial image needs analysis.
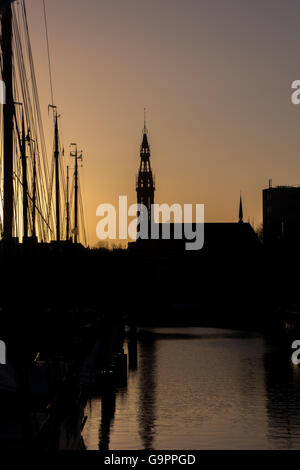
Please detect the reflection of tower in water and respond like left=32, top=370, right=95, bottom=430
left=128, top=326, right=138, bottom=371
left=98, top=385, right=117, bottom=451
left=138, top=333, right=157, bottom=450
left=98, top=367, right=128, bottom=450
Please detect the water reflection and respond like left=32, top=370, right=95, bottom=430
left=128, top=326, right=138, bottom=371
left=98, top=384, right=117, bottom=451
left=264, top=345, right=300, bottom=449
left=82, top=328, right=300, bottom=450
left=137, top=334, right=157, bottom=450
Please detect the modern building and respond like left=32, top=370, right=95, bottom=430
left=263, top=185, right=300, bottom=245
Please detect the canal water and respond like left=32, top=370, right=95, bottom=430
left=82, top=327, right=300, bottom=450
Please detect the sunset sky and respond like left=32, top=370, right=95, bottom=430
left=25, top=0, right=300, bottom=246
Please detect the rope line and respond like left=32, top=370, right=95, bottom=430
left=42, top=0, right=54, bottom=106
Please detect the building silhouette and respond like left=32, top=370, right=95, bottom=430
left=131, top=120, right=259, bottom=255
left=263, top=185, right=300, bottom=245
left=136, top=115, right=155, bottom=238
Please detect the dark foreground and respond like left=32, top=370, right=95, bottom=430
left=0, top=240, right=299, bottom=449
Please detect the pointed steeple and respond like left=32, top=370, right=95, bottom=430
left=239, top=194, right=243, bottom=224
left=136, top=109, right=155, bottom=237
left=141, top=132, right=149, bottom=151
left=141, top=108, right=149, bottom=152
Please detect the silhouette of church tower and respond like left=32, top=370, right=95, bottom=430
left=136, top=111, right=155, bottom=236
left=239, top=194, right=244, bottom=224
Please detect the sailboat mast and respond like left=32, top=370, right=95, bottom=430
left=54, top=113, right=60, bottom=242
left=70, top=144, right=81, bottom=245
left=21, top=112, right=28, bottom=241
left=2, top=4, right=14, bottom=240
left=66, top=165, right=69, bottom=241
left=74, top=148, right=78, bottom=245
left=32, top=146, right=36, bottom=238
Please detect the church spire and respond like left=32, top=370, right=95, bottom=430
left=141, top=108, right=149, bottom=151
left=136, top=110, right=155, bottom=237
left=239, top=194, right=244, bottom=224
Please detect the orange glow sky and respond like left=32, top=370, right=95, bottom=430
left=25, top=0, right=300, bottom=246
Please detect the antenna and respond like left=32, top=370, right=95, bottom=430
left=143, top=107, right=148, bottom=134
